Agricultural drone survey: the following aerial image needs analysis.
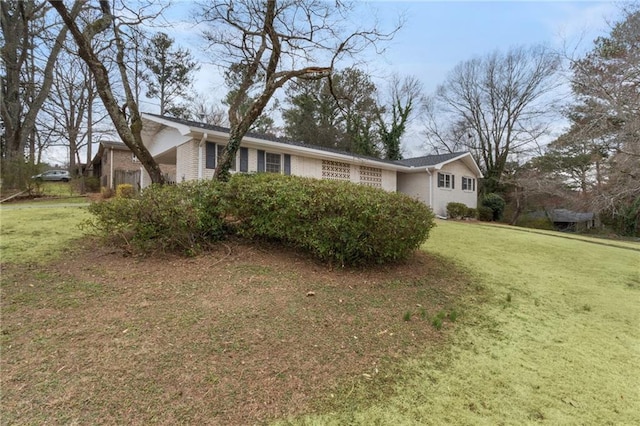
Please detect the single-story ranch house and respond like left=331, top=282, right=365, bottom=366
left=94, top=113, right=483, bottom=217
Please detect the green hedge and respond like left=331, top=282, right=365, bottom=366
left=446, top=202, right=468, bottom=219
left=85, top=181, right=226, bottom=254
left=224, top=174, right=435, bottom=266
left=85, top=174, right=436, bottom=265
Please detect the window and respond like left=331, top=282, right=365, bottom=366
left=132, top=154, right=139, bottom=163
left=206, top=142, right=216, bottom=169
left=462, top=176, right=476, bottom=191
left=437, top=172, right=454, bottom=189
left=265, top=152, right=281, bottom=173
left=239, top=147, right=249, bottom=172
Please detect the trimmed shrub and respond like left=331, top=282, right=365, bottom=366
left=481, top=193, right=506, bottom=221
left=85, top=176, right=101, bottom=193
left=85, top=181, right=227, bottom=254
left=465, top=207, right=477, bottom=219
left=446, top=202, right=468, bottom=219
left=477, top=206, right=494, bottom=222
left=224, top=173, right=436, bottom=266
left=116, top=184, right=135, bottom=198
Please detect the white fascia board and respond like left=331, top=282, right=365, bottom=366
left=435, top=152, right=484, bottom=178
left=188, top=127, right=410, bottom=172
left=142, top=113, right=191, bottom=136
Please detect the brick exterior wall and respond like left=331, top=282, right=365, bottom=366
left=101, top=147, right=176, bottom=189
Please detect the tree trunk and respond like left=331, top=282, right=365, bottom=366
left=48, top=0, right=165, bottom=185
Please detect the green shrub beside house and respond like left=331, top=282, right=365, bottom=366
left=225, top=174, right=436, bottom=265
left=85, top=174, right=436, bottom=266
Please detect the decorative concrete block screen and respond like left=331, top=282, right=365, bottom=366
left=359, top=166, right=382, bottom=187
left=322, top=160, right=351, bottom=181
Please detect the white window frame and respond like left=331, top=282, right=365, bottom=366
left=265, top=152, right=281, bottom=173
left=462, top=176, right=476, bottom=192
left=437, top=172, right=453, bottom=189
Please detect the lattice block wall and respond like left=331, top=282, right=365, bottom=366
left=322, top=160, right=351, bottom=180
left=359, top=166, right=382, bottom=187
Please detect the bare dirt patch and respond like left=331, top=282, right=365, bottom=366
left=1, top=238, right=473, bottom=425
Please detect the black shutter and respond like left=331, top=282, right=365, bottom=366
left=451, top=175, right=455, bottom=189
left=257, top=150, right=265, bottom=172
left=240, top=147, right=249, bottom=172
left=284, top=154, right=291, bottom=175
left=206, top=142, right=216, bottom=169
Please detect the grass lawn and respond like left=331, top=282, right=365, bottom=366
left=284, top=220, right=640, bottom=425
left=0, top=205, right=89, bottom=264
left=1, top=210, right=638, bottom=425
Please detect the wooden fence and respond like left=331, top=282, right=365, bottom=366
left=113, top=169, right=141, bottom=192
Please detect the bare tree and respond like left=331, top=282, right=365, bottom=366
left=48, top=0, right=167, bottom=184
left=378, top=74, right=424, bottom=160
left=1, top=0, right=76, bottom=162
left=199, top=0, right=399, bottom=181
left=423, top=45, right=561, bottom=193
left=190, top=97, right=227, bottom=127
left=422, top=99, right=473, bottom=155
left=41, top=45, right=97, bottom=176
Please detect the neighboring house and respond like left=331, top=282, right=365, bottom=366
left=548, top=209, right=599, bottom=232
left=91, top=140, right=176, bottom=191
left=112, top=113, right=481, bottom=216
left=526, top=209, right=600, bottom=232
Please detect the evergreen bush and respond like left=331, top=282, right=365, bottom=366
left=466, top=207, right=478, bottom=219
left=477, top=206, right=494, bottom=222
left=446, top=202, right=468, bottom=219
left=85, top=181, right=227, bottom=254
left=224, top=174, right=435, bottom=266
left=481, top=193, right=506, bottom=221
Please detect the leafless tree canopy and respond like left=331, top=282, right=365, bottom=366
left=1, top=0, right=74, bottom=162
left=423, top=45, right=561, bottom=191
left=198, top=0, right=399, bottom=180
left=378, top=74, right=425, bottom=160
left=48, top=0, right=170, bottom=184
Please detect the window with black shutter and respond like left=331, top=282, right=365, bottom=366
left=240, top=147, right=249, bottom=172
left=205, top=142, right=216, bottom=169
left=257, top=150, right=265, bottom=172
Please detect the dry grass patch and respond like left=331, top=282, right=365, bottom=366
left=1, top=238, right=473, bottom=425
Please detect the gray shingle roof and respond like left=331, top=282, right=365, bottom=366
left=143, top=113, right=469, bottom=167
left=550, top=209, right=595, bottom=223
left=394, top=152, right=469, bottom=167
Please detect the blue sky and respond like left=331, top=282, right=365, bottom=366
left=362, top=1, right=618, bottom=92
left=50, top=1, right=624, bottom=164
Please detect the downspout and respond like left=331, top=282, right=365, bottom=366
left=109, top=148, right=114, bottom=189
left=198, top=133, right=208, bottom=180
left=425, top=167, right=433, bottom=208
left=427, top=165, right=442, bottom=213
